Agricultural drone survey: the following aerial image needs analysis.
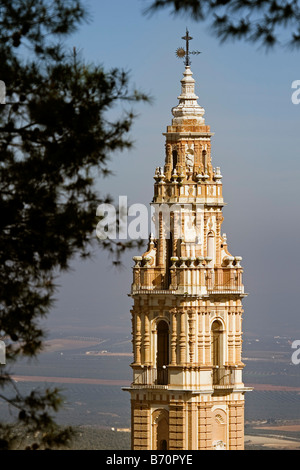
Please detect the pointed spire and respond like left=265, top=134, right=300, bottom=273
left=173, top=29, right=204, bottom=126
left=171, top=66, right=205, bottom=125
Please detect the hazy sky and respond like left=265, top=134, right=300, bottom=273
left=46, top=0, right=300, bottom=338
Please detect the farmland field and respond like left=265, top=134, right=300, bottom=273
left=1, top=329, right=300, bottom=449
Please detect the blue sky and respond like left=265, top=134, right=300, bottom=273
left=47, top=0, right=300, bottom=338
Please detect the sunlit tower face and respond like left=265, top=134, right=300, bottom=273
left=125, top=30, right=250, bottom=451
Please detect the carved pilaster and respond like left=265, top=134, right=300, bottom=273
left=235, top=310, right=242, bottom=364
left=171, top=309, right=177, bottom=365
left=204, top=311, right=211, bottom=365
left=179, top=311, right=186, bottom=364
left=203, top=213, right=208, bottom=257
left=158, top=211, right=164, bottom=266
left=144, top=311, right=150, bottom=365
left=194, top=141, right=200, bottom=172
left=197, top=310, right=205, bottom=365
left=215, top=213, right=223, bottom=267
left=165, top=142, right=172, bottom=180
left=188, top=310, right=196, bottom=363
left=135, top=312, right=141, bottom=364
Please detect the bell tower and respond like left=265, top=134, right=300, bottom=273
left=126, top=31, right=250, bottom=451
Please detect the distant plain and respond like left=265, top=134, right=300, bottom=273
left=3, top=329, right=300, bottom=450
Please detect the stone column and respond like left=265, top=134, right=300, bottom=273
left=165, top=142, right=172, bottom=179
left=135, top=312, right=141, bottom=364
left=204, top=309, right=210, bottom=365
left=179, top=311, right=186, bottom=364
left=235, top=308, right=243, bottom=364
left=144, top=312, right=150, bottom=365
left=158, top=211, right=164, bottom=266
left=203, top=213, right=208, bottom=257
left=194, top=140, right=201, bottom=173
left=215, top=213, right=223, bottom=266
left=171, top=309, right=177, bottom=365
left=188, top=310, right=196, bottom=363
left=227, top=310, right=234, bottom=364
left=197, top=309, right=205, bottom=365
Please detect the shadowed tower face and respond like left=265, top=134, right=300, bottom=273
left=126, top=31, right=250, bottom=451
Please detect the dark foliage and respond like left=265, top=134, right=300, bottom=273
left=0, top=0, right=149, bottom=449
left=145, top=0, right=300, bottom=49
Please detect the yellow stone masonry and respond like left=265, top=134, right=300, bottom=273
left=125, top=60, right=251, bottom=451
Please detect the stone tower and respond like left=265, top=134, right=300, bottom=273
left=126, top=34, right=250, bottom=451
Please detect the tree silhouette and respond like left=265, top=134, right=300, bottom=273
left=0, top=0, right=149, bottom=449
left=146, top=0, right=300, bottom=49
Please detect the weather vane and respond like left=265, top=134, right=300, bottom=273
left=176, top=28, right=201, bottom=66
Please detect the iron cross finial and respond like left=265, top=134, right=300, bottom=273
left=182, top=28, right=193, bottom=65
left=176, top=28, right=201, bottom=66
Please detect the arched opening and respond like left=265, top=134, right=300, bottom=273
left=166, top=231, right=173, bottom=287
left=207, top=231, right=215, bottom=265
left=172, top=150, right=178, bottom=170
left=157, top=320, right=169, bottom=385
left=202, top=150, right=207, bottom=173
left=211, top=320, right=223, bottom=385
left=159, top=439, right=167, bottom=450
left=152, top=409, right=169, bottom=450
left=212, top=409, right=227, bottom=449
left=211, top=320, right=222, bottom=366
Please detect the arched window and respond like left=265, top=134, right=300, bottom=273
left=157, top=320, right=169, bottom=385
left=152, top=409, right=169, bottom=450
left=212, top=409, right=227, bottom=449
left=202, top=150, right=207, bottom=172
left=166, top=232, right=173, bottom=287
left=207, top=231, right=215, bottom=265
left=211, top=320, right=223, bottom=385
left=159, top=439, right=167, bottom=450
left=172, top=150, right=178, bottom=169
left=211, top=320, right=222, bottom=366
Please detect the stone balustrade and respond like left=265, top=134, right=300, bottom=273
left=132, top=256, right=244, bottom=295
